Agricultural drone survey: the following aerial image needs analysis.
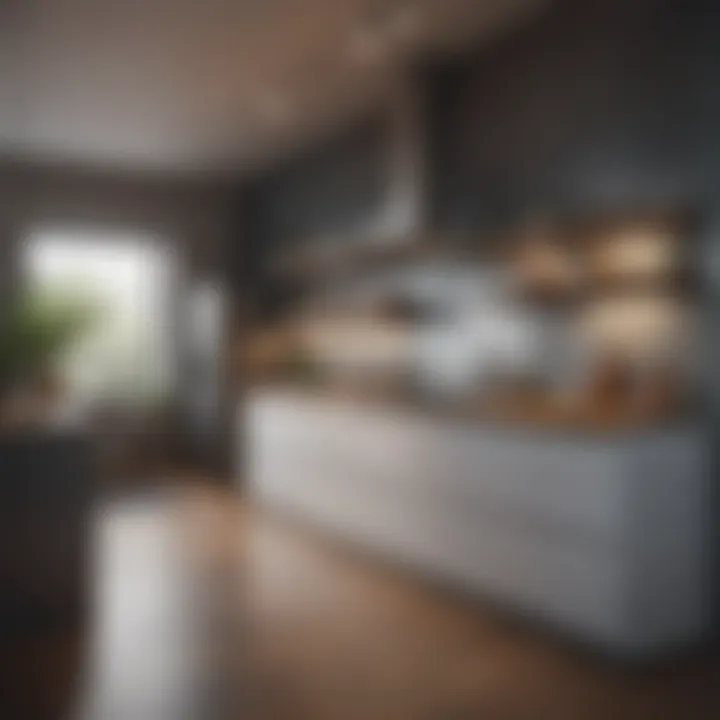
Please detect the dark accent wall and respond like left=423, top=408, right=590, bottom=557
left=237, top=118, right=388, bottom=319
left=247, top=120, right=386, bottom=250
left=426, top=0, right=720, bottom=434
left=429, top=0, right=720, bottom=231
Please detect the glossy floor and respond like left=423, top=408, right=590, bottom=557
left=3, top=486, right=720, bottom=719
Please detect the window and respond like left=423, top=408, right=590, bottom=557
left=23, top=227, right=176, bottom=411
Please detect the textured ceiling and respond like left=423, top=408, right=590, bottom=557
left=0, top=0, right=547, bottom=173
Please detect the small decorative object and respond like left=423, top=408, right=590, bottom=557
left=591, top=222, right=677, bottom=281
left=577, top=295, right=690, bottom=364
left=513, top=221, right=579, bottom=303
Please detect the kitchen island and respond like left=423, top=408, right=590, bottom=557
left=243, top=387, right=711, bottom=658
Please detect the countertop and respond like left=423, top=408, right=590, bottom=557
left=246, top=383, right=700, bottom=443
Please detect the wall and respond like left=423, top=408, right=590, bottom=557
left=428, top=0, right=720, bottom=232
left=244, top=120, right=386, bottom=252
left=239, top=0, right=720, bottom=264
left=0, top=162, right=233, bottom=276
left=237, top=77, right=427, bottom=320
left=236, top=119, right=381, bottom=319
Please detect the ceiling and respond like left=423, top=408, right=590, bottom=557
left=0, top=0, right=547, bottom=175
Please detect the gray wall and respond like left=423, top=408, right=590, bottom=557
left=0, top=162, right=233, bottom=278
left=238, top=77, right=427, bottom=320
left=428, top=0, right=720, bottom=229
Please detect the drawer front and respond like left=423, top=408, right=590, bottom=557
left=248, top=397, right=631, bottom=537
left=417, top=426, right=630, bottom=536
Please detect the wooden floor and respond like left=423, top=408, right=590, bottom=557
left=3, top=485, right=720, bottom=720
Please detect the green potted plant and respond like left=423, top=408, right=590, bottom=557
left=0, top=289, right=97, bottom=427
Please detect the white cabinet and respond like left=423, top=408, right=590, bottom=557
left=244, top=390, right=711, bottom=657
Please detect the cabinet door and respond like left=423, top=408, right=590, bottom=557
left=419, top=425, right=630, bottom=535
